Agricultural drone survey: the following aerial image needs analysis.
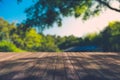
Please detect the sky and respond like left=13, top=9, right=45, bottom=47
left=44, top=10, right=120, bottom=37
left=0, top=0, right=33, bottom=22
left=0, top=0, right=120, bottom=37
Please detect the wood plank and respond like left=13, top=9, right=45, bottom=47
left=0, top=53, right=42, bottom=80
left=80, top=52, right=117, bottom=80
left=0, top=53, right=16, bottom=58
left=64, top=52, right=79, bottom=80
left=17, top=52, right=50, bottom=80
left=54, top=53, right=66, bottom=80
left=0, top=53, right=33, bottom=74
left=88, top=52, right=120, bottom=80
left=0, top=52, right=119, bottom=80
left=41, top=53, right=57, bottom=80
left=67, top=52, right=90, bottom=80
left=0, top=52, right=32, bottom=62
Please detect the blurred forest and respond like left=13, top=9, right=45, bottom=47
left=0, top=0, right=120, bottom=52
left=0, top=18, right=120, bottom=52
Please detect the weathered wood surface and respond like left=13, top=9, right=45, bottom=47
left=0, top=52, right=120, bottom=80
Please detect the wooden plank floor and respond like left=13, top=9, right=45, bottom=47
left=0, top=52, right=120, bottom=80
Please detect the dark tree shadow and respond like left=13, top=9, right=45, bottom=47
left=0, top=53, right=119, bottom=80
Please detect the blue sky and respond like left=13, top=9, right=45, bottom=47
left=0, top=0, right=33, bottom=22
left=0, top=0, right=120, bottom=37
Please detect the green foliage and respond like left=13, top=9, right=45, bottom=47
left=108, top=21, right=120, bottom=36
left=55, top=35, right=80, bottom=50
left=84, top=33, right=99, bottom=41
left=0, top=18, right=120, bottom=52
left=54, top=36, right=66, bottom=49
left=1, top=0, right=120, bottom=32
left=10, top=24, right=42, bottom=51
left=39, top=35, right=60, bottom=52
left=0, top=40, right=25, bottom=52
left=81, top=21, right=120, bottom=52
left=23, top=28, right=42, bottom=51
left=0, top=18, right=16, bottom=40
left=23, top=0, right=120, bottom=32
left=24, top=0, right=102, bottom=31
left=100, top=21, right=120, bottom=51
left=0, top=18, right=61, bottom=52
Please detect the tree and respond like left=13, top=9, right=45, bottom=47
left=57, top=35, right=79, bottom=49
left=0, top=18, right=16, bottom=41
left=23, top=0, right=120, bottom=32
left=83, top=33, right=102, bottom=45
left=12, top=27, right=43, bottom=51
left=0, top=40, right=24, bottom=52
left=23, top=28, right=42, bottom=51
left=1, top=0, right=120, bottom=32
left=100, top=21, right=120, bottom=51
left=39, top=35, right=60, bottom=52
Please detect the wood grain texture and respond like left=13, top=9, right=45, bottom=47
left=0, top=52, right=119, bottom=80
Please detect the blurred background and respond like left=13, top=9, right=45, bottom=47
left=0, top=0, right=120, bottom=52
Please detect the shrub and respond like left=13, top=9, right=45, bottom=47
left=0, top=40, right=25, bottom=52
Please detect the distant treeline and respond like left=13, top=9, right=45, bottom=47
left=0, top=18, right=120, bottom=52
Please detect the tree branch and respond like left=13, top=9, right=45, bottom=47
left=96, top=0, right=120, bottom=12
